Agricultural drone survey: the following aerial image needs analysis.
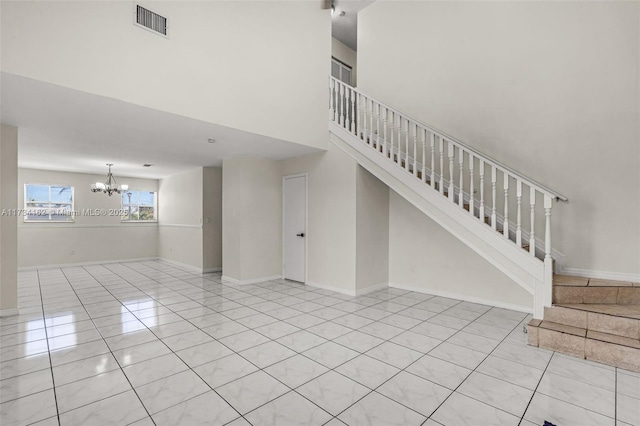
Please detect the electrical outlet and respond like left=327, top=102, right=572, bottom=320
left=410, top=264, right=415, bottom=273
left=70, top=249, right=75, bottom=255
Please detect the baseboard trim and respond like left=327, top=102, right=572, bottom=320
left=157, top=258, right=220, bottom=275
left=305, top=281, right=356, bottom=297
left=221, top=275, right=282, bottom=285
left=558, top=268, right=640, bottom=283
left=355, top=282, right=388, bottom=296
left=0, top=308, right=20, bottom=317
left=18, top=257, right=159, bottom=271
left=389, top=282, right=533, bottom=314
left=306, top=281, right=357, bottom=296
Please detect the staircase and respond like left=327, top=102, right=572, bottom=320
left=328, top=76, right=567, bottom=319
left=527, top=275, right=640, bottom=372
left=327, top=77, right=640, bottom=372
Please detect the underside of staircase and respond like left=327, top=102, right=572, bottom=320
left=527, top=275, right=640, bottom=372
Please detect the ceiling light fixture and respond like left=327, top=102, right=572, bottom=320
left=90, top=164, right=128, bottom=196
left=143, top=164, right=153, bottom=167
left=208, top=138, right=216, bottom=144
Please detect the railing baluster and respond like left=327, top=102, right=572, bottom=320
left=397, top=117, right=402, bottom=166
left=544, top=195, right=553, bottom=261
left=458, top=148, right=464, bottom=207
left=479, top=160, right=485, bottom=222
left=529, top=188, right=536, bottom=256
left=448, top=142, right=455, bottom=200
left=389, top=111, right=394, bottom=161
left=362, top=94, right=368, bottom=140
left=369, top=98, right=374, bottom=142
left=439, top=136, right=444, bottom=195
left=405, top=119, right=410, bottom=170
left=469, top=154, right=475, bottom=216
left=355, top=92, right=360, bottom=137
left=421, top=128, right=426, bottom=183
left=329, top=78, right=336, bottom=121
left=503, top=173, right=510, bottom=239
left=430, top=133, right=435, bottom=188
left=376, top=103, right=381, bottom=151
left=382, top=106, right=388, bottom=157
left=413, top=124, right=418, bottom=176
left=516, top=180, right=522, bottom=247
left=337, top=82, right=343, bottom=126
left=491, top=166, right=497, bottom=230
left=350, top=88, right=356, bottom=134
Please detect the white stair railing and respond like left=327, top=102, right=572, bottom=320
left=329, top=76, right=567, bottom=317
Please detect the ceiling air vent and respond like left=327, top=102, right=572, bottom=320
left=135, top=5, right=168, bottom=37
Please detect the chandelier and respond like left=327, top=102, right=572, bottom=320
left=90, top=164, right=128, bottom=196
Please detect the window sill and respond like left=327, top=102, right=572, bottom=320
left=23, top=220, right=74, bottom=224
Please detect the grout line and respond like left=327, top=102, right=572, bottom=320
left=517, top=351, right=554, bottom=426
left=36, top=268, right=62, bottom=426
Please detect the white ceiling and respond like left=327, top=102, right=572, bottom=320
left=1, top=73, right=322, bottom=179
left=331, top=0, right=376, bottom=51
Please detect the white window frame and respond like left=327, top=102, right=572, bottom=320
left=23, top=183, right=75, bottom=223
left=331, top=57, right=352, bottom=86
left=121, top=190, right=158, bottom=223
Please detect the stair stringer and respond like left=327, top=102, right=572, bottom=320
left=330, top=122, right=544, bottom=298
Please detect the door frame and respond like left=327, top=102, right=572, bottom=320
left=282, top=173, right=308, bottom=283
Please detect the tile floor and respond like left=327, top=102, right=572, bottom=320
left=1, top=260, right=638, bottom=426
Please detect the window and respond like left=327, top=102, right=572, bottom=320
left=24, top=184, right=74, bottom=222
left=331, top=57, right=352, bottom=85
left=121, top=190, right=157, bottom=222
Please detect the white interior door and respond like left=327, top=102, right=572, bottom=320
left=283, top=175, right=306, bottom=282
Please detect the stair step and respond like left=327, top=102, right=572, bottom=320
left=553, top=274, right=640, bottom=305
left=544, top=304, right=640, bottom=334
left=527, top=318, right=640, bottom=372
left=555, top=303, right=640, bottom=321
left=554, top=274, right=638, bottom=288
left=554, top=285, right=640, bottom=305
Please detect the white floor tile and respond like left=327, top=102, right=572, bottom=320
left=338, top=391, right=426, bottom=426
left=335, top=355, right=400, bottom=389
left=297, top=371, right=370, bottom=416
left=264, top=354, right=329, bottom=388
left=215, top=370, right=289, bottom=415
left=152, top=391, right=239, bottom=426
left=377, top=371, right=451, bottom=417
left=245, top=391, right=331, bottom=426
left=135, top=369, right=209, bottom=414
left=432, top=392, right=520, bottom=426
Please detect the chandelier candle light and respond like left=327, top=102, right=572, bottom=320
left=90, top=164, right=128, bottom=196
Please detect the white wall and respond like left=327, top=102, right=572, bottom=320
left=332, top=37, right=357, bottom=86
left=389, top=191, right=533, bottom=310
left=1, top=125, right=18, bottom=312
left=282, top=141, right=358, bottom=293
left=158, top=168, right=203, bottom=270
left=17, top=168, right=158, bottom=268
left=1, top=1, right=330, bottom=150
left=356, top=166, right=388, bottom=291
left=203, top=167, right=222, bottom=272
left=222, top=157, right=282, bottom=282
left=359, top=1, right=640, bottom=279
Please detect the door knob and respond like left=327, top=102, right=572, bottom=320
left=296, top=233, right=305, bottom=237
